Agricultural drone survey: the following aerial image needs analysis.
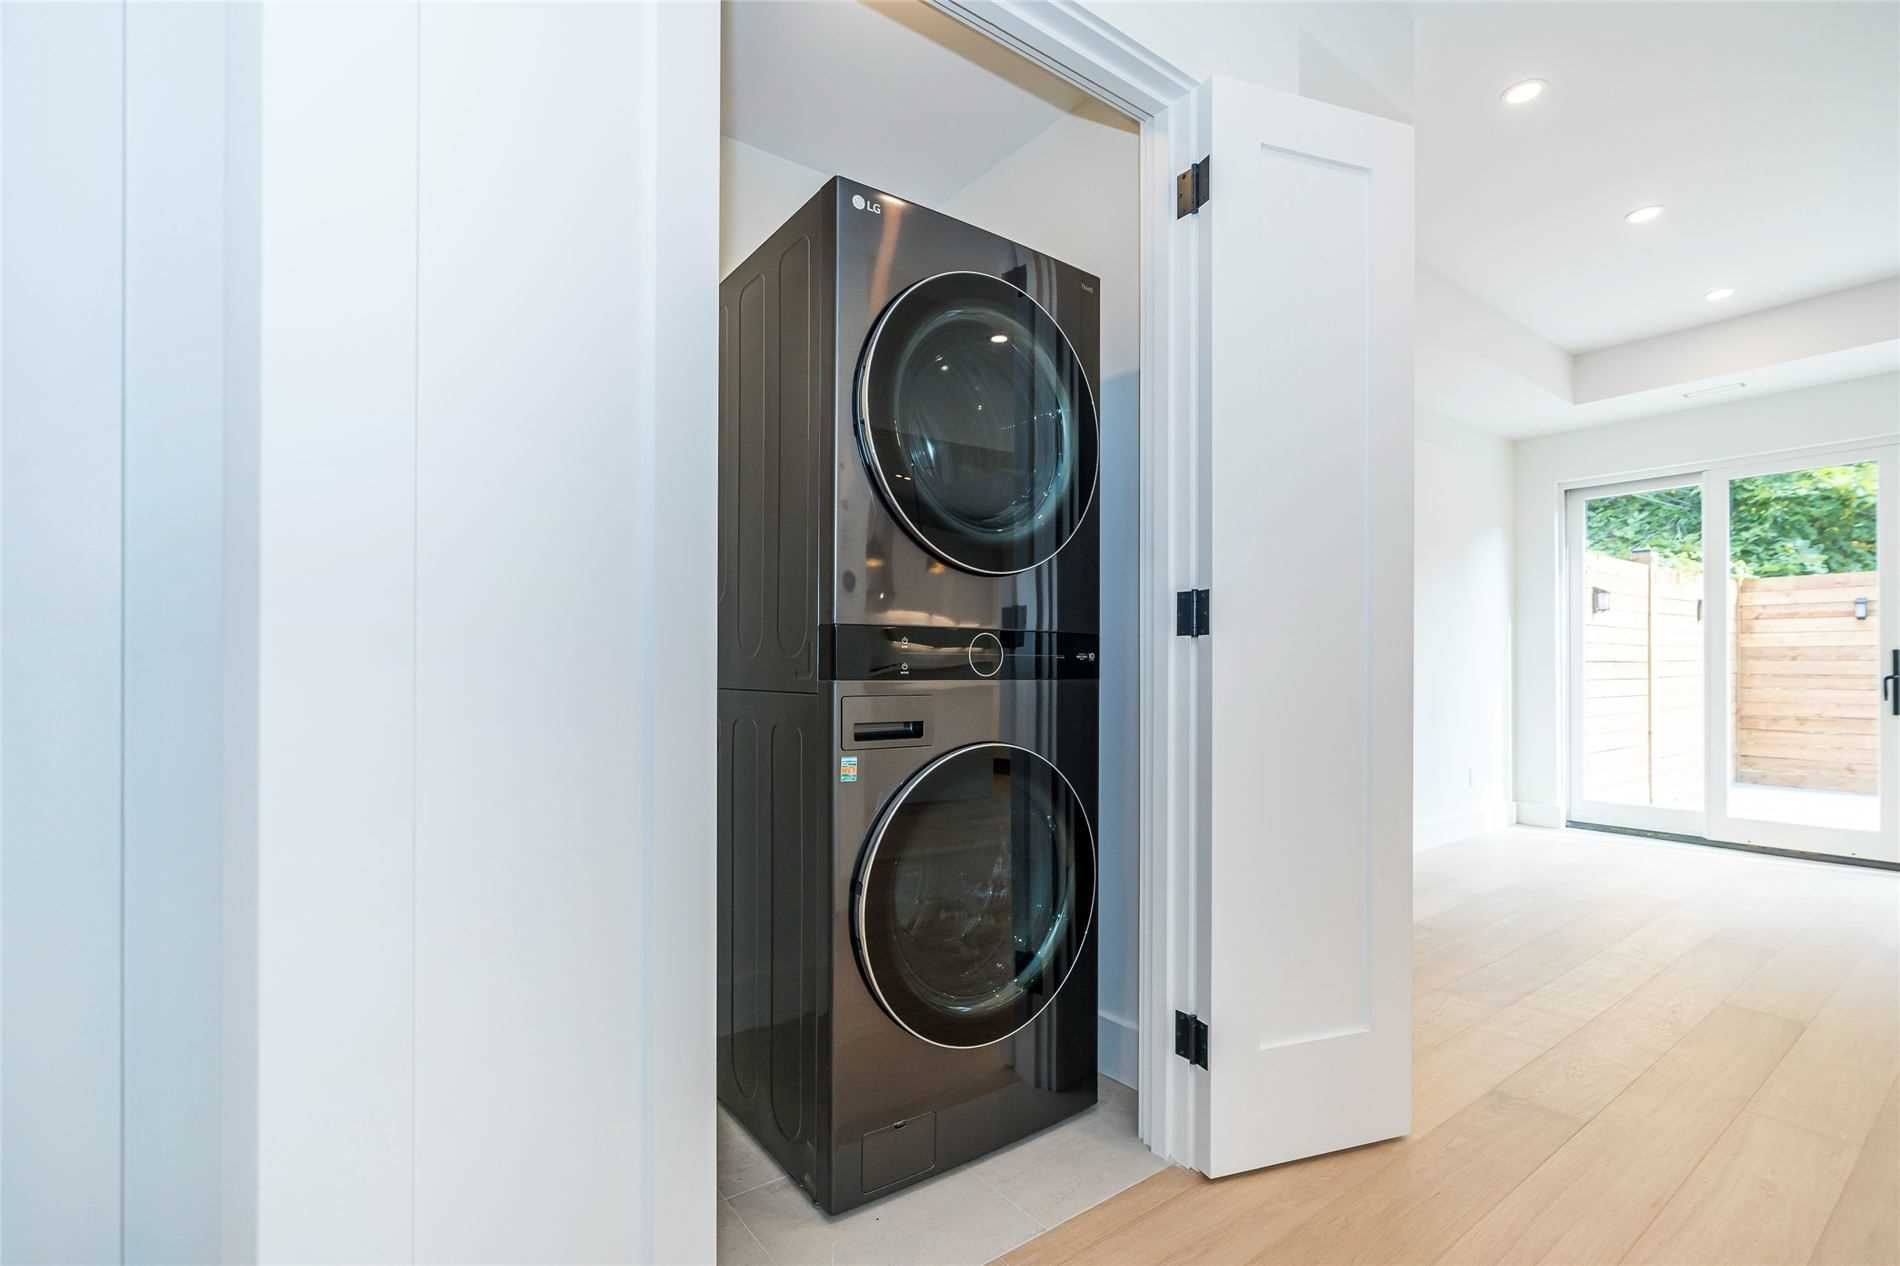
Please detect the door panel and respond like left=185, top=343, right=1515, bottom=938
left=1565, top=477, right=1708, bottom=836
left=1200, top=76, right=1414, bottom=1177
left=1707, top=445, right=1899, bottom=861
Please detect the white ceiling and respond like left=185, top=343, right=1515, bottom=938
left=721, top=1, right=1092, bottom=206
left=722, top=0, right=1900, bottom=437
left=1415, top=2, right=1900, bottom=355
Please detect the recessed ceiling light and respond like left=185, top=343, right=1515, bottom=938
left=1501, top=79, right=1547, bottom=106
left=990, top=333, right=1009, bottom=344
left=1705, top=287, right=1735, bottom=302
left=1625, top=205, right=1665, bottom=225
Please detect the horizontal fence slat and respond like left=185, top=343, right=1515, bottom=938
left=1739, top=631, right=1878, bottom=648
left=1743, top=571, right=1877, bottom=590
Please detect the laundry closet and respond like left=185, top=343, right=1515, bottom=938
left=714, top=0, right=1147, bottom=1252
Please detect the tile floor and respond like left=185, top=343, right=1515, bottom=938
left=717, top=1076, right=1168, bottom=1266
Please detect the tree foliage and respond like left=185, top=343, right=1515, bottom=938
left=1585, top=485, right=1703, bottom=568
left=1585, top=463, right=1877, bottom=578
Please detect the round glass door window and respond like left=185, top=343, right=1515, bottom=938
left=856, top=272, right=1099, bottom=576
left=853, top=743, right=1095, bottom=1049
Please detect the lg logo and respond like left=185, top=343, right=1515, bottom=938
left=850, top=193, right=883, bottom=215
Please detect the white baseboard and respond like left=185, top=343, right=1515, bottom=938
left=1415, top=800, right=1516, bottom=851
left=1515, top=801, right=1566, bottom=829
left=1098, top=1010, right=1137, bottom=1089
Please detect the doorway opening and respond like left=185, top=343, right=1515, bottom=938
left=715, top=2, right=1153, bottom=1258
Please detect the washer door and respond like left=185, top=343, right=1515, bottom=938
left=854, top=742, right=1095, bottom=1049
left=856, top=272, right=1099, bottom=576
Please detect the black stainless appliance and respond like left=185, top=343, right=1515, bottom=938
left=717, top=178, right=1102, bottom=1213
left=717, top=176, right=1100, bottom=669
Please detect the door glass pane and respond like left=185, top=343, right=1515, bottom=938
left=1581, top=484, right=1705, bottom=808
left=1727, top=461, right=1879, bottom=831
left=858, top=273, right=1098, bottom=576
left=855, top=744, right=1093, bottom=1048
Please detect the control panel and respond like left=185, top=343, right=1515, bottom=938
left=820, top=625, right=1100, bottom=683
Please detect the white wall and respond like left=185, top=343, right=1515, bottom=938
left=247, top=5, right=717, bottom=1261
left=414, top=5, right=698, bottom=1257
left=4, top=10, right=236, bottom=1259
left=2, top=7, right=125, bottom=1257
left=254, top=6, right=417, bottom=1254
left=720, top=137, right=829, bottom=280
left=1414, top=416, right=1515, bottom=849
left=1512, top=371, right=1900, bottom=825
left=2, top=5, right=719, bottom=1263
left=124, top=5, right=229, bottom=1257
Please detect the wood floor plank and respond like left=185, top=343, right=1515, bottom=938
left=1415, top=989, right=1495, bottom=1052
left=1415, top=909, right=1748, bottom=1133
left=1494, top=928, right=1779, bottom=1122
left=993, top=829, right=1900, bottom=1266
left=1622, top=1112, right=1860, bottom=1266
left=1413, top=1026, right=1552, bottom=1136
left=1240, top=1094, right=1582, bottom=1266
left=1104, top=1140, right=1404, bottom=1266
left=1750, top=952, right=1900, bottom=1146
left=1416, top=883, right=1624, bottom=993
left=1436, top=1004, right=1803, bottom=1266
left=1727, top=928, right=1873, bottom=1025
left=1809, top=1073, right=1900, bottom=1266
left=1437, top=893, right=1671, bottom=1014
left=994, top=1166, right=1201, bottom=1266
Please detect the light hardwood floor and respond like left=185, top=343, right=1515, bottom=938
left=999, top=827, right=1900, bottom=1266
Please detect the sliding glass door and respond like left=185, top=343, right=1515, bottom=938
left=1567, top=476, right=1708, bottom=835
left=1705, top=446, right=1899, bottom=861
left=1568, top=445, right=1899, bottom=863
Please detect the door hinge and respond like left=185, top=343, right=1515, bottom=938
left=1175, top=156, right=1210, bottom=218
left=1174, top=1011, right=1209, bottom=1069
left=1175, top=588, right=1210, bottom=638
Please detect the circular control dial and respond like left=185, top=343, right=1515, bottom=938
left=968, top=632, right=1005, bottom=677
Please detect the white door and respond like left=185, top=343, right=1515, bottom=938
left=1705, top=444, right=1900, bottom=863
left=1183, top=76, right=1414, bottom=1177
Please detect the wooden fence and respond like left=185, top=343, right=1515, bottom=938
left=1579, top=552, right=1704, bottom=808
left=1581, top=557, right=1881, bottom=801
left=1734, top=570, right=1880, bottom=794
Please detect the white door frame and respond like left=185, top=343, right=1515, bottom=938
left=1563, top=471, right=1712, bottom=839
left=1703, top=441, right=1900, bottom=862
left=922, top=0, right=1202, bottom=1164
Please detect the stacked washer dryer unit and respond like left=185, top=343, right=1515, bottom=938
left=718, top=177, right=1102, bottom=1214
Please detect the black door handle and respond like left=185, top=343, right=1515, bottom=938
left=1885, top=649, right=1900, bottom=717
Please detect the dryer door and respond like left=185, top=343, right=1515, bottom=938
left=853, top=742, right=1095, bottom=1049
left=856, top=272, right=1098, bottom=576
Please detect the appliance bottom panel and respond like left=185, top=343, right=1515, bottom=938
left=823, top=1017, right=1097, bottom=1214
